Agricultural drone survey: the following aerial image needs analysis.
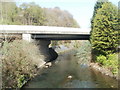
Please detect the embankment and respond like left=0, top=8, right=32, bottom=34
left=75, top=40, right=119, bottom=81
left=1, top=40, right=45, bottom=88
left=89, top=63, right=119, bottom=80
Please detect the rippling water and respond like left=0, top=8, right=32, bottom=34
left=23, top=51, right=118, bottom=88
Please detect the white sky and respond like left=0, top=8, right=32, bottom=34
left=3, top=0, right=119, bottom=31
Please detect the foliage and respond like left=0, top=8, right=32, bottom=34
left=96, top=53, right=118, bottom=74
left=91, top=0, right=107, bottom=29
left=77, top=41, right=92, bottom=64
left=106, top=54, right=118, bottom=74
left=96, top=55, right=106, bottom=64
left=43, top=7, right=79, bottom=28
left=0, top=2, right=46, bottom=25
left=19, top=2, right=46, bottom=25
left=0, top=2, right=79, bottom=28
left=73, top=41, right=81, bottom=49
left=17, top=75, right=27, bottom=88
left=90, top=2, right=118, bottom=55
left=2, top=40, right=44, bottom=88
left=0, top=2, right=19, bottom=24
left=91, top=0, right=108, bottom=18
left=91, top=0, right=109, bottom=37
left=91, top=1, right=119, bottom=75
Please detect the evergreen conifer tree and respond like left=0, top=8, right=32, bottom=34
left=90, top=2, right=118, bottom=55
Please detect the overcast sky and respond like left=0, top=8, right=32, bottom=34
left=13, top=0, right=119, bottom=30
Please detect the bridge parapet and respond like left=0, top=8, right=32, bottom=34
left=0, top=25, right=90, bottom=34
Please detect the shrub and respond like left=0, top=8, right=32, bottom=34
left=96, top=53, right=118, bottom=74
left=106, top=54, right=118, bottom=74
left=96, top=55, right=106, bottom=64
left=1, top=40, right=44, bottom=88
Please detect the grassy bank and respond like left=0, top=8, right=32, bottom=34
left=1, top=40, right=45, bottom=88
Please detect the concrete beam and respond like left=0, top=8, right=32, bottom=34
left=22, top=34, right=31, bottom=42
left=31, top=34, right=90, bottom=40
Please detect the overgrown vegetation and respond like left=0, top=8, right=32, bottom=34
left=90, top=0, right=119, bottom=75
left=1, top=40, right=44, bottom=88
left=76, top=41, right=91, bottom=65
left=96, top=53, right=118, bottom=74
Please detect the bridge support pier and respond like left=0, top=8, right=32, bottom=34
left=22, top=34, right=31, bottom=42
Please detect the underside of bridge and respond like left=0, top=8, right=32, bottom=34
left=31, top=34, right=90, bottom=62
left=31, top=34, right=90, bottom=40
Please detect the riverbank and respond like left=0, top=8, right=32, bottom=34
left=23, top=49, right=118, bottom=88
left=75, top=41, right=119, bottom=81
left=89, top=63, right=118, bottom=80
left=54, top=41, right=118, bottom=81
left=1, top=40, right=73, bottom=88
left=1, top=40, right=46, bottom=88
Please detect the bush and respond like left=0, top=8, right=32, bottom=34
left=1, top=40, right=44, bottom=88
left=96, top=55, right=106, bottom=64
left=96, top=53, right=118, bottom=74
left=106, top=54, right=118, bottom=74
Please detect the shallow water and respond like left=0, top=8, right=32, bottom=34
left=23, top=52, right=118, bottom=88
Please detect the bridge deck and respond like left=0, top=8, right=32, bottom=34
left=0, top=25, right=90, bottom=34
left=0, top=25, right=90, bottom=40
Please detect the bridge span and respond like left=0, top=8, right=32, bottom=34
left=0, top=25, right=91, bottom=62
left=0, top=25, right=90, bottom=41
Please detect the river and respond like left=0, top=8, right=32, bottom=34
left=22, top=51, right=118, bottom=88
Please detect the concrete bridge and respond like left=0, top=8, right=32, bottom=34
left=0, top=25, right=90, bottom=62
left=0, top=25, right=90, bottom=41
